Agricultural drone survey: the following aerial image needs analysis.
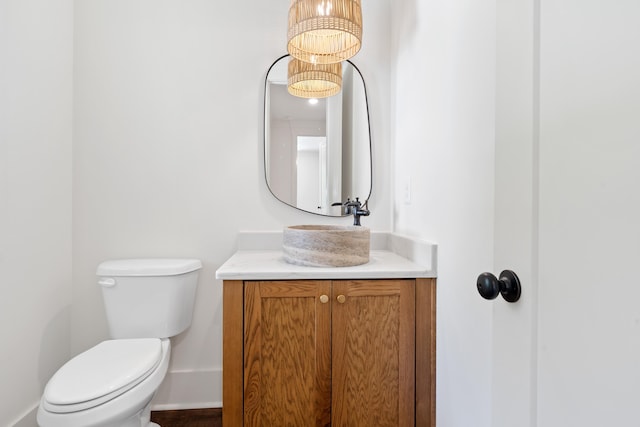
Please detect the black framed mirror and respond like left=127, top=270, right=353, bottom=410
left=264, top=54, right=372, bottom=216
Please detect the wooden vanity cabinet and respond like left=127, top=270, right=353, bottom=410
left=223, top=278, right=436, bottom=427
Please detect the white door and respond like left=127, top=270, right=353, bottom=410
left=493, top=1, right=640, bottom=426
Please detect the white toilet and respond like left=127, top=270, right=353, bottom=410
left=37, top=258, right=202, bottom=427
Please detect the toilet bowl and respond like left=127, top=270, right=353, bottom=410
left=38, top=338, right=170, bottom=427
left=37, top=259, right=202, bottom=427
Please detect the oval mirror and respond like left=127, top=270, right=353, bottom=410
left=264, top=55, right=372, bottom=217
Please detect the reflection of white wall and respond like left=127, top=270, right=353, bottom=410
left=264, top=82, right=271, bottom=180
left=350, top=70, right=370, bottom=201
left=296, top=150, right=318, bottom=210
left=296, top=137, right=325, bottom=213
left=326, top=92, right=343, bottom=212
left=341, top=69, right=354, bottom=200
left=269, top=119, right=325, bottom=206
left=339, top=67, right=370, bottom=203
left=269, top=120, right=296, bottom=204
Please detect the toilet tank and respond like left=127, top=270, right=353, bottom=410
left=96, top=259, right=202, bottom=339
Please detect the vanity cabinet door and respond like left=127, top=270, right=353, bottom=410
left=331, top=279, right=416, bottom=427
left=235, top=278, right=430, bottom=427
left=243, top=280, right=332, bottom=427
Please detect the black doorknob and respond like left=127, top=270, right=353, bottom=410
left=476, top=270, right=521, bottom=303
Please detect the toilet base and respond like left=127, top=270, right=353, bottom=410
left=141, top=404, right=160, bottom=427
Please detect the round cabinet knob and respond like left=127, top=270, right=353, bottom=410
left=319, top=294, right=329, bottom=304
left=336, top=295, right=346, bottom=304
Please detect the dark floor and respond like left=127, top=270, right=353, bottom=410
left=150, top=408, right=222, bottom=427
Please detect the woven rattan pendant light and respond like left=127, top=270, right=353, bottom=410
left=287, top=57, right=342, bottom=98
left=287, top=0, right=362, bottom=65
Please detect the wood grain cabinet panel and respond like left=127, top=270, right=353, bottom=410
left=244, top=281, right=331, bottom=427
left=223, top=278, right=435, bottom=427
left=331, top=280, right=415, bottom=427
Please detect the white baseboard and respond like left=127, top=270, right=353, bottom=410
left=8, top=370, right=221, bottom=425
left=151, top=368, right=222, bottom=411
left=11, top=402, right=38, bottom=427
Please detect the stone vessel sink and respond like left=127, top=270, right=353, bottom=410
left=283, top=225, right=370, bottom=267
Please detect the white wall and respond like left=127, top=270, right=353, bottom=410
left=390, top=1, right=496, bottom=426
left=0, top=0, right=74, bottom=424
left=72, top=0, right=391, bottom=409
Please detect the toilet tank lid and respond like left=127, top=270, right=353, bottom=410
left=97, top=258, right=202, bottom=276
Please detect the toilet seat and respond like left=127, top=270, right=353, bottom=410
left=42, top=338, right=162, bottom=414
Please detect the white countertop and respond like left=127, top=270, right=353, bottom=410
left=215, top=231, right=437, bottom=280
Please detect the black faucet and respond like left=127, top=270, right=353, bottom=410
left=332, top=197, right=370, bottom=226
